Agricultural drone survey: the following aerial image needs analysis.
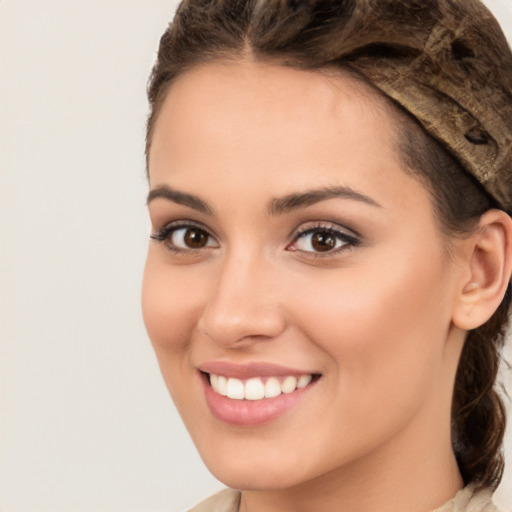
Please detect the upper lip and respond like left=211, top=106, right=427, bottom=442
left=198, top=361, right=318, bottom=380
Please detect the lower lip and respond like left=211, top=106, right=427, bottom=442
left=202, top=374, right=316, bottom=427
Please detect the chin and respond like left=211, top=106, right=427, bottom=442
left=192, top=430, right=342, bottom=493
left=204, top=459, right=306, bottom=491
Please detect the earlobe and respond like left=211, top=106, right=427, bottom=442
left=452, top=209, right=512, bottom=331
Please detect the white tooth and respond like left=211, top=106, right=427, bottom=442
left=281, top=376, right=298, bottom=394
left=245, top=378, right=265, bottom=400
left=264, top=377, right=282, bottom=398
left=226, top=378, right=245, bottom=400
left=217, top=375, right=228, bottom=396
left=297, top=374, right=312, bottom=388
left=210, top=374, right=218, bottom=391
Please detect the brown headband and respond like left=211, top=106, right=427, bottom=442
left=341, top=0, right=512, bottom=210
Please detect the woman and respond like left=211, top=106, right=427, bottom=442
left=142, top=1, right=512, bottom=510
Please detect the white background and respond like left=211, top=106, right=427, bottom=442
left=1, top=1, right=511, bottom=511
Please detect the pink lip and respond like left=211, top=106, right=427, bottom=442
left=199, top=361, right=315, bottom=380
left=198, top=362, right=319, bottom=427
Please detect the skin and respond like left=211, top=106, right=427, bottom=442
left=142, top=62, right=511, bottom=512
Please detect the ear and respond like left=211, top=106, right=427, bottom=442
left=452, top=209, right=512, bottom=330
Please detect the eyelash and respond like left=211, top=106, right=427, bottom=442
left=150, top=221, right=217, bottom=254
left=289, top=222, right=360, bottom=256
left=150, top=221, right=360, bottom=256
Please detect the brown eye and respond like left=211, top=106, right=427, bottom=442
left=290, top=226, right=359, bottom=255
left=311, top=231, right=336, bottom=252
left=183, top=228, right=209, bottom=248
left=170, top=226, right=217, bottom=250
left=151, top=224, right=219, bottom=251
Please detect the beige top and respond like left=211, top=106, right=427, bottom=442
left=188, top=486, right=500, bottom=512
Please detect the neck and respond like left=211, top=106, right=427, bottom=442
left=241, top=454, right=462, bottom=512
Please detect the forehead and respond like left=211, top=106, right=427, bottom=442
left=149, top=61, right=397, bottom=169
left=148, top=61, right=435, bottom=225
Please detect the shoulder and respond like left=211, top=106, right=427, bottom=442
left=187, top=489, right=241, bottom=512
left=186, top=486, right=502, bottom=512
left=435, top=485, right=501, bottom=512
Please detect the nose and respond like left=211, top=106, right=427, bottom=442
left=197, top=250, right=287, bottom=348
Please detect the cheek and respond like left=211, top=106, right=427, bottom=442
left=141, top=252, right=211, bottom=416
left=141, top=251, right=204, bottom=355
left=294, top=250, right=452, bottom=407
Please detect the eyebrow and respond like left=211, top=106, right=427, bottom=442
left=147, top=184, right=380, bottom=216
left=146, top=186, right=213, bottom=215
left=268, top=186, right=381, bottom=215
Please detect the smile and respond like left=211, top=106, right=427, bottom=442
left=200, top=365, right=320, bottom=426
left=209, top=373, right=313, bottom=401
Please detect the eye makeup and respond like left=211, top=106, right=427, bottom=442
left=150, top=220, right=218, bottom=254
left=288, top=222, right=361, bottom=256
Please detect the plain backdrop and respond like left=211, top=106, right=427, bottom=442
left=1, top=1, right=511, bottom=511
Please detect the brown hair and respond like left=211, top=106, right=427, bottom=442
left=146, top=0, right=511, bottom=489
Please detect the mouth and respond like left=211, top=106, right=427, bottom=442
left=198, top=364, right=321, bottom=426
left=206, top=373, right=318, bottom=401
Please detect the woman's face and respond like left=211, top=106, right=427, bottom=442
left=142, top=62, right=466, bottom=490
